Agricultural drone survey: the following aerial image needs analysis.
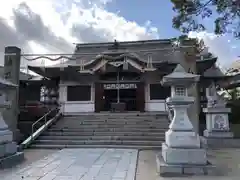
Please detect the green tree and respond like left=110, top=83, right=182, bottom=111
left=171, top=0, right=240, bottom=38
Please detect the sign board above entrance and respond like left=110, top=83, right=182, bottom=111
left=104, top=83, right=137, bottom=90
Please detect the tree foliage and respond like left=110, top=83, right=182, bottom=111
left=171, top=0, right=240, bottom=38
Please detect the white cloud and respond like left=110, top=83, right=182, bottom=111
left=1, top=0, right=238, bottom=72
left=188, top=31, right=239, bottom=70
left=0, top=0, right=159, bottom=67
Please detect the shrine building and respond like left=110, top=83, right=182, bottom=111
left=27, top=39, right=217, bottom=116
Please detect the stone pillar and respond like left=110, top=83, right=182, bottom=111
left=3, top=46, right=21, bottom=142
left=203, top=83, right=233, bottom=138
left=0, top=80, right=24, bottom=168
left=157, top=64, right=215, bottom=176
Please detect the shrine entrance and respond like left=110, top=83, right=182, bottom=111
left=103, top=83, right=138, bottom=111
left=95, top=82, right=145, bottom=112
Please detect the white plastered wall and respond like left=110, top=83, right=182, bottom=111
left=59, top=80, right=95, bottom=115
left=142, top=72, right=167, bottom=112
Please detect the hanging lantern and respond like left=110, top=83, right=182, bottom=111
left=123, top=56, right=128, bottom=70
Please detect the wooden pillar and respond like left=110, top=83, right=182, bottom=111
left=136, top=82, right=145, bottom=112
left=95, top=83, right=104, bottom=112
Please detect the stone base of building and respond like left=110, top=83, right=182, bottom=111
left=0, top=142, right=24, bottom=169
left=203, top=130, right=233, bottom=138
left=200, top=136, right=240, bottom=148
left=156, top=154, right=216, bottom=176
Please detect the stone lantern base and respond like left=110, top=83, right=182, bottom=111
left=0, top=142, right=24, bottom=169
left=201, top=107, right=234, bottom=148
left=157, top=151, right=216, bottom=176
left=157, top=142, right=216, bottom=176
left=0, top=127, right=24, bottom=169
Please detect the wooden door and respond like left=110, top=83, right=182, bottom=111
left=136, top=82, right=145, bottom=112
left=95, top=83, right=104, bottom=112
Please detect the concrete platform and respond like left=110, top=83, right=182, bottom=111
left=0, top=152, right=24, bottom=169
left=156, top=154, right=217, bottom=176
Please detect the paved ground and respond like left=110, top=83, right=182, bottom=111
left=1, top=148, right=240, bottom=180
left=136, top=149, right=240, bottom=180
left=1, top=149, right=138, bottom=180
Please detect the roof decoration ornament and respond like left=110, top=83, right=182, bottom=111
left=171, top=39, right=181, bottom=49
left=108, top=61, right=124, bottom=67
left=108, top=39, right=120, bottom=50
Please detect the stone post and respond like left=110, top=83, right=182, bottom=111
left=157, top=64, right=215, bottom=176
left=203, top=82, right=233, bottom=138
left=0, top=78, right=24, bottom=168
left=3, top=46, right=21, bottom=142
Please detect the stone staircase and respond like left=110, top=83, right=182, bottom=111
left=30, top=113, right=169, bottom=149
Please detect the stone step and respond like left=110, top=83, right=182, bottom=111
left=34, top=139, right=163, bottom=146
left=38, top=135, right=165, bottom=141
left=53, top=120, right=169, bottom=125
left=30, top=144, right=162, bottom=150
left=47, top=128, right=167, bottom=132
left=57, top=119, right=168, bottom=124
left=42, top=131, right=166, bottom=136
left=51, top=124, right=168, bottom=129
left=64, top=113, right=167, bottom=117
left=56, top=117, right=168, bottom=121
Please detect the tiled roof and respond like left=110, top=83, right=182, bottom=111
left=0, top=66, right=34, bottom=81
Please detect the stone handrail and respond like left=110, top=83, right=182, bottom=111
left=20, top=106, right=61, bottom=149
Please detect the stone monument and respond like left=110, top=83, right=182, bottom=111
left=156, top=64, right=215, bottom=176
left=201, top=82, right=233, bottom=146
left=0, top=77, right=24, bottom=169
left=3, top=46, right=21, bottom=142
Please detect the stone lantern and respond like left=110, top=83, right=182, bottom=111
left=203, top=82, right=233, bottom=138
left=157, top=64, right=214, bottom=176
left=0, top=77, right=24, bottom=168
left=201, top=65, right=233, bottom=147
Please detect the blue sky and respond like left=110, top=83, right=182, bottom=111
left=0, top=0, right=239, bottom=68
left=106, top=0, right=181, bottom=39
left=105, top=0, right=239, bottom=67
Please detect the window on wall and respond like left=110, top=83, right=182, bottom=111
left=67, top=85, right=91, bottom=101
left=149, top=84, right=171, bottom=100
left=175, top=86, right=186, bottom=96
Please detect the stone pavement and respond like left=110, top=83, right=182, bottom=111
left=2, top=148, right=240, bottom=180
left=136, top=149, right=240, bottom=180
left=0, top=149, right=138, bottom=180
